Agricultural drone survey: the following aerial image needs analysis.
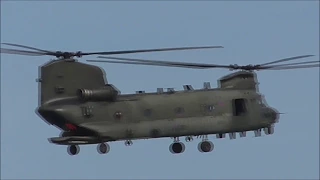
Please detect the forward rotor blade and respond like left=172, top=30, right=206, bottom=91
left=96, top=56, right=230, bottom=68
left=0, top=48, right=47, bottom=56
left=263, top=64, right=319, bottom=70
left=82, top=46, right=223, bottom=56
left=259, top=55, right=315, bottom=66
left=1, top=43, right=53, bottom=53
left=94, top=55, right=318, bottom=71
left=86, top=59, right=208, bottom=69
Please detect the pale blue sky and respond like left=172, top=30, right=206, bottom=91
left=1, top=1, right=319, bottom=179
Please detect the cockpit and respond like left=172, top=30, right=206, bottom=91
left=251, top=95, right=268, bottom=107
left=232, top=95, right=279, bottom=124
left=232, top=95, right=269, bottom=117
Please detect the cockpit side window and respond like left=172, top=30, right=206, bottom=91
left=233, top=98, right=247, bottom=116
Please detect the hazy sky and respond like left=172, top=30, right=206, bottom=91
left=1, top=1, right=319, bottom=179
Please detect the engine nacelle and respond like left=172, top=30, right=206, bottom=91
left=77, top=84, right=119, bottom=101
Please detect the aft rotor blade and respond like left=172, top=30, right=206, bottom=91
left=259, top=55, right=315, bottom=66
left=1, top=43, right=223, bottom=59
left=264, top=60, right=320, bottom=68
left=263, top=64, right=319, bottom=70
left=0, top=48, right=47, bottom=56
left=96, top=56, right=231, bottom=68
left=86, top=59, right=208, bottom=69
left=1, top=43, right=53, bottom=53
left=82, top=46, right=224, bottom=56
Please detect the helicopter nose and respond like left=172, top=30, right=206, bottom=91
left=267, top=108, right=280, bottom=123
left=270, top=108, right=279, bottom=122
left=262, top=107, right=279, bottom=123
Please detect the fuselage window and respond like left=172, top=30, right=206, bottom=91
left=144, top=109, right=152, bottom=117
left=233, top=98, right=247, bottom=116
left=114, top=111, right=122, bottom=120
left=175, top=107, right=185, bottom=114
left=207, top=105, right=215, bottom=112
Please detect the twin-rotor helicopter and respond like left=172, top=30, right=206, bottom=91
left=1, top=43, right=319, bottom=156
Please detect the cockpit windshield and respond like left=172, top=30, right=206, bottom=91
left=251, top=96, right=267, bottom=107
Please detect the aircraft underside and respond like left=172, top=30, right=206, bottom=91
left=49, top=124, right=276, bottom=156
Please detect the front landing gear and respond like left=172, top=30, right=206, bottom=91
left=169, top=142, right=185, bottom=154
left=197, top=135, right=214, bottom=153
left=67, top=145, right=80, bottom=156
left=97, top=143, right=110, bottom=154
left=264, top=125, right=274, bottom=135
left=169, top=137, right=185, bottom=154
left=198, top=141, right=214, bottom=153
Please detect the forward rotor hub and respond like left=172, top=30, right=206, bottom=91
left=229, top=64, right=258, bottom=71
left=55, top=51, right=83, bottom=59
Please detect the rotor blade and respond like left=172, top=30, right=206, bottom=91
left=259, top=55, right=315, bottom=66
left=0, top=48, right=47, bottom=56
left=96, top=56, right=231, bottom=68
left=1, top=43, right=53, bottom=53
left=82, top=46, right=223, bottom=56
left=262, top=64, right=319, bottom=70
left=1, top=43, right=223, bottom=58
left=86, top=59, right=208, bottom=69
left=264, top=60, right=320, bottom=68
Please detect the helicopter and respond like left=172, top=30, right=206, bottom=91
left=1, top=43, right=319, bottom=156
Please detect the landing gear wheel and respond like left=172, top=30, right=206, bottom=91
left=97, top=143, right=110, bottom=154
left=67, top=145, right=80, bottom=156
left=198, top=141, right=214, bottom=153
left=169, top=142, right=185, bottom=154
left=264, top=125, right=274, bottom=135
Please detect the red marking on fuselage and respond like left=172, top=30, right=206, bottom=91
left=65, top=123, right=77, bottom=131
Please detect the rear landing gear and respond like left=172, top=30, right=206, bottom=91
left=67, top=145, right=80, bottom=156
left=66, top=143, right=111, bottom=156
left=97, top=143, right=110, bottom=154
